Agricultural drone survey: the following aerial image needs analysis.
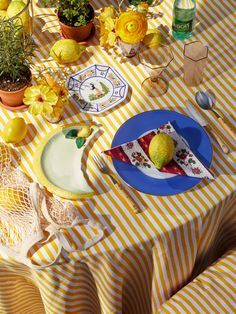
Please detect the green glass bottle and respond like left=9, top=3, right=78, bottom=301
left=172, top=0, right=196, bottom=40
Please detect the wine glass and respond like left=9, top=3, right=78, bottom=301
left=138, top=44, right=174, bottom=97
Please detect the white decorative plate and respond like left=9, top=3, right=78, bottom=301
left=67, top=64, right=129, bottom=114
left=34, top=124, right=99, bottom=200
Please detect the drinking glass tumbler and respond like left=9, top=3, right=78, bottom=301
left=183, top=41, right=208, bottom=86
left=138, top=45, right=174, bottom=97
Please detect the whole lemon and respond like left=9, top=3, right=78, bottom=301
left=6, top=0, right=29, bottom=30
left=50, top=39, right=86, bottom=64
left=143, top=29, right=166, bottom=48
left=0, top=0, right=10, bottom=10
left=0, top=188, right=25, bottom=211
left=149, top=133, right=174, bottom=169
left=1, top=117, right=27, bottom=144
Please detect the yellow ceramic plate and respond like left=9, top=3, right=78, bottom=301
left=34, top=123, right=99, bottom=200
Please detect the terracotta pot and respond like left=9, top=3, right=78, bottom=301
left=58, top=5, right=94, bottom=42
left=0, top=78, right=31, bottom=108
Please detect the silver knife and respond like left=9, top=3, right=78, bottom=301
left=186, top=100, right=229, bottom=154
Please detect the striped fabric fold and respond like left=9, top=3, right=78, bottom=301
left=158, top=248, right=236, bottom=314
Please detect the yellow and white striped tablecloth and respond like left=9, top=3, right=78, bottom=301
left=0, top=0, right=236, bottom=313
left=159, top=247, right=236, bottom=313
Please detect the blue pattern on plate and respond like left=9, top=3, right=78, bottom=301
left=67, top=64, right=129, bottom=114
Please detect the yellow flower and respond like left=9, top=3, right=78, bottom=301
left=24, top=85, right=58, bottom=115
left=54, top=85, right=68, bottom=100
left=107, top=32, right=117, bottom=46
left=98, top=6, right=116, bottom=22
left=137, top=3, right=149, bottom=14
left=99, top=23, right=109, bottom=47
left=44, top=73, right=60, bottom=89
left=105, top=16, right=116, bottom=32
left=115, top=11, right=148, bottom=44
left=97, top=6, right=118, bottom=49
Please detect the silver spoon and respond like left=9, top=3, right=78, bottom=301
left=195, top=91, right=236, bottom=142
left=195, top=91, right=220, bottom=117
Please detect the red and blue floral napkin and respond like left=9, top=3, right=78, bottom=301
left=103, top=122, right=214, bottom=180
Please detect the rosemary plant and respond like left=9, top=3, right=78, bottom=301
left=0, top=18, right=34, bottom=83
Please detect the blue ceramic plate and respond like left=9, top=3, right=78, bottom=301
left=112, top=110, right=213, bottom=196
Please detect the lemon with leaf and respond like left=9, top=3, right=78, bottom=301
left=1, top=117, right=27, bottom=144
left=149, top=133, right=174, bottom=169
left=50, top=39, right=86, bottom=64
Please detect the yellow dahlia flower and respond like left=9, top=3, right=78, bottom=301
left=115, top=11, right=148, bottom=44
left=24, top=85, right=58, bottom=115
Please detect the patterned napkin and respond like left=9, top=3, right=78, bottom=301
left=103, top=122, right=214, bottom=180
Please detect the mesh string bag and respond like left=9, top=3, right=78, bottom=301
left=0, top=143, right=104, bottom=268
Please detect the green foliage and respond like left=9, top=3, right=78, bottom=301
left=75, top=137, right=85, bottom=149
left=65, top=129, right=78, bottom=139
left=0, top=18, right=34, bottom=82
left=100, top=82, right=109, bottom=94
left=129, top=0, right=153, bottom=5
left=60, top=0, right=91, bottom=26
left=43, top=0, right=91, bottom=27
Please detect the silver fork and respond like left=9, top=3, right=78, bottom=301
left=92, top=154, right=140, bottom=214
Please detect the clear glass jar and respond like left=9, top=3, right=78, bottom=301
left=5, top=0, right=34, bottom=36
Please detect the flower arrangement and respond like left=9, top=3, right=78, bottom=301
left=116, top=11, right=148, bottom=44
left=97, top=1, right=148, bottom=51
left=24, top=72, right=68, bottom=123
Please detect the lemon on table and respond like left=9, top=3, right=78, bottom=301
left=1, top=117, right=27, bottom=144
left=50, top=39, right=86, bottom=64
left=143, top=29, right=166, bottom=48
left=0, top=0, right=10, bottom=10
left=149, top=133, right=174, bottom=169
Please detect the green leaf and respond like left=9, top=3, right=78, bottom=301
left=76, top=137, right=86, bottom=149
left=65, top=129, right=78, bottom=139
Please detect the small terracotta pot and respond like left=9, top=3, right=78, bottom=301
left=0, top=78, right=31, bottom=108
left=58, top=5, right=94, bottom=42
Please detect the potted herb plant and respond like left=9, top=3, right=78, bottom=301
left=47, top=0, right=94, bottom=42
left=0, top=18, right=34, bottom=110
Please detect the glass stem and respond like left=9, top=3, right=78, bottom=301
left=150, top=76, right=159, bottom=82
